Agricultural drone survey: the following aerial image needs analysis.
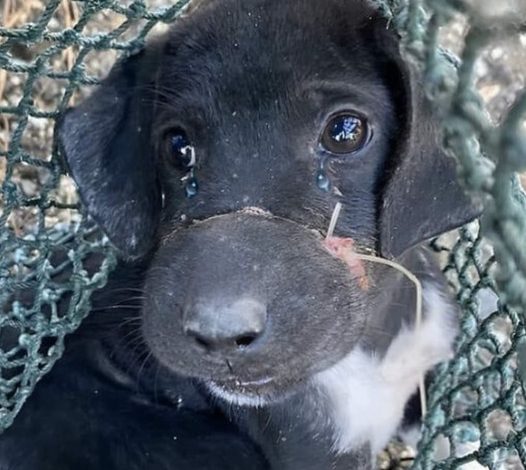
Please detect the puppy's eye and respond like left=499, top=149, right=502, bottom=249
left=167, top=130, right=196, bottom=168
left=320, top=113, right=368, bottom=155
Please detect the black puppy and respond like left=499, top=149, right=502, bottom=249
left=0, top=0, right=479, bottom=469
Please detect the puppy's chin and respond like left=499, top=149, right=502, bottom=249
left=208, top=383, right=269, bottom=407
left=207, top=377, right=300, bottom=407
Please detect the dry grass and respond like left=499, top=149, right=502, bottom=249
left=1, top=0, right=44, bottom=29
left=0, top=0, right=155, bottom=234
left=59, top=1, right=81, bottom=70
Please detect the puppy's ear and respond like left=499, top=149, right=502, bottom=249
left=58, top=46, right=162, bottom=259
left=378, top=30, right=482, bottom=259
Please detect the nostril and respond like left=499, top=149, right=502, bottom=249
left=235, top=334, right=258, bottom=348
left=187, top=330, right=260, bottom=350
left=187, top=330, right=213, bottom=349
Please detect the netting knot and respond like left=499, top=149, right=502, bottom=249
left=127, top=1, right=148, bottom=19
left=60, top=29, right=81, bottom=47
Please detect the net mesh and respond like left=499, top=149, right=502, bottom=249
left=379, top=1, right=526, bottom=468
left=0, top=0, right=192, bottom=432
left=0, top=1, right=525, bottom=469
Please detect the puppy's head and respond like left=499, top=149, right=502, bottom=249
left=59, top=0, right=479, bottom=404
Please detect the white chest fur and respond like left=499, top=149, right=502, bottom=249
left=313, top=283, right=457, bottom=454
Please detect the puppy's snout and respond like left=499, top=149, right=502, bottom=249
left=144, top=213, right=366, bottom=381
left=183, top=297, right=267, bottom=352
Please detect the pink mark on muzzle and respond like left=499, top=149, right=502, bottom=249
left=324, top=236, right=369, bottom=290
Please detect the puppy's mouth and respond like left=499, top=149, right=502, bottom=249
left=208, top=375, right=296, bottom=406
left=211, top=375, right=274, bottom=392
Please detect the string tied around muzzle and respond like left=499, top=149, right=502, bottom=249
left=325, top=202, right=426, bottom=417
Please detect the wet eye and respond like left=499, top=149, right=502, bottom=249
left=167, top=130, right=196, bottom=168
left=320, top=113, right=368, bottom=155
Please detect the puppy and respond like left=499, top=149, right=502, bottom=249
left=0, top=0, right=480, bottom=469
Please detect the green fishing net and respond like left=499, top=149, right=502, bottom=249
left=0, top=1, right=525, bottom=469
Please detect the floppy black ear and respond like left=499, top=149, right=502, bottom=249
left=58, top=47, right=162, bottom=259
left=378, top=31, right=482, bottom=259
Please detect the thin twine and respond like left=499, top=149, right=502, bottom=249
left=326, top=202, right=427, bottom=417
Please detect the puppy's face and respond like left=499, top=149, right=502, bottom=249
left=59, top=0, right=478, bottom=404
left=145, top=0, right=395, bottom=400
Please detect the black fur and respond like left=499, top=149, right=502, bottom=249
left=0, top=0, right=480, bottom=469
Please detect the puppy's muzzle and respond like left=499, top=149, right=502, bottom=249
left=143, top=211, right=367, bottom=396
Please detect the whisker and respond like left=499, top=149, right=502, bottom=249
left=117, top=326, right=144, bottom=345
left=363, top=327, right=398, bottom=339
left=117, top=317, right=142, bottom=329
left=121, top=338, right=150, bottom=377
left=136, top=351, right=154, bottom=391
left=99, top=287, right=145, bottom=296
left=90, top=304, right=143, bottom=313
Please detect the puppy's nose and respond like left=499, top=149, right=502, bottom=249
left=183, top=297, right=267, bottom=352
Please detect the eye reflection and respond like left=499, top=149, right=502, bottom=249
left=168, top=130, right=196, bottom=168
left=320, top=113, right=368, bottom=155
